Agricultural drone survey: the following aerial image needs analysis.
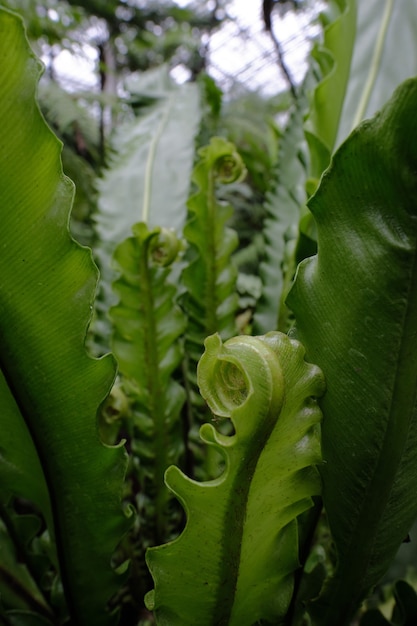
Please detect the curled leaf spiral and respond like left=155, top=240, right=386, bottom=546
left=131, top=222, right=182, bottom=267
left=197, top=137, right=247, bottom=185
left=148, top=227, right=182, bottom=267
left=197, top=333, right=285, bottom=427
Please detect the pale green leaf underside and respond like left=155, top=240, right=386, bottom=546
left=337, top=0, right=417, bottom=144
left=95, top=66, right=201, bottom=242
left=146, top=331, right=324, bottom=625
left=0, top=9, right=129, bottom=624
left=287, top=77, right=417, bottom=625
left=93, top=67, right=200, bottom=347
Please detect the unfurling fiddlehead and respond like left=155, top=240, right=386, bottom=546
left=180, top=137, right=247, bottom=478
left=181, top=138, right=246, bottom=346
left=147, top=226, right=182, bottom=267
left=146, top=331, right=325, bottom=626
left=109, top=222, right=186, bottom=601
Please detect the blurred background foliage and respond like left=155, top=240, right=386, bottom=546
left=1, top=0, right=321, bottom=248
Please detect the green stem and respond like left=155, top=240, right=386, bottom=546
left=181, top=354, right=196, bottom=479
left=205, top=170, right=219, bottom=334
left=351, top=0, right=395, bottom=129
left=140, top=244, right=169, bottom=544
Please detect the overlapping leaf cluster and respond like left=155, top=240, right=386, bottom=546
left=5, top=2, right=417, bottom=625
left=253, top=0, right=356, bottom=335
left=105, top=136, right=247, bottom=603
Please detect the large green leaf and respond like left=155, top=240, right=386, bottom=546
left=146, top=331, right=324, bottom=625
left=0, top=8, right=129, bottom=624
left=95, top=66, right=201, bottom=242
left=337, top=0, right=417, bottom=144
left=287, top=77, right=417, bottom=625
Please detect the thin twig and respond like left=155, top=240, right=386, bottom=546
left=264, top=5, right=298, bottom=99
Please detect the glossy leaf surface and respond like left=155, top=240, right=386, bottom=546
left=287, top=77, right=417, bottom=625
left=146, top=331, right=324, bottom=625
left=0, top=9, right=129, bottom=624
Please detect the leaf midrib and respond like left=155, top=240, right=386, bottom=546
left=324, top=239, right=417, bottom=624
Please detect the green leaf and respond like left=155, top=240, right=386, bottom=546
left=287, top=77, right=417, bottom=625
left=181, top=137, right=245, bottom=350
left=110, top=223, right=186, bottom=545
left=0, top=8, right=129, bottom=624
left=304, top=0, right=357, bottom=178
left=95, top=65, right=201, bottom=241
left=146, top=331, right=324, bottom=625
left=337, top=0, right=417, bottom=144
left=4, top=612, right=54, bottom=626
left=180, top=137, right=245, bottom=478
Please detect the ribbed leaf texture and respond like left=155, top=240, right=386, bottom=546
left=110, top=223, right=186, bottom=546
left=0, top=9, right=129, bottom=625
left=287, top=77, right=417, bottom=625
left=146, top=331, right=324, bottom=625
